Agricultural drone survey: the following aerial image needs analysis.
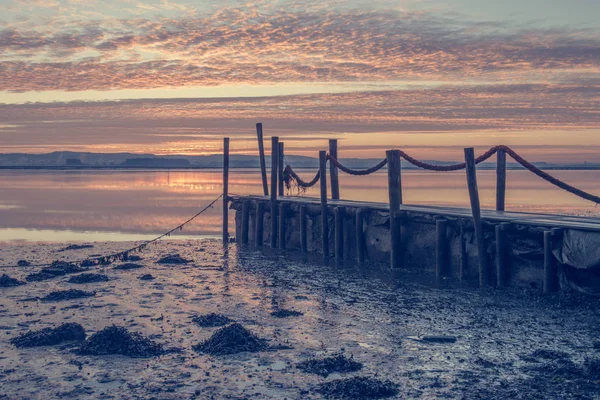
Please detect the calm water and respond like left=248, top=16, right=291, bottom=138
left=0, top=169, right=599, bottom=242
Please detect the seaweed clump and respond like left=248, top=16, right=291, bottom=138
left=271, top=309, right=304, bottom=318
left=113, top=262, right=144, bottom=270
left=41, top=289, right=95, bottom=302
left=0, top=274, right=26, bottom=288
left=68, top=273, right=110, bottom=284
left=314, top=377, right=399, bottom=399
left=26, top=261, right=86, bottom=282
left=17, top=260, right=30, bottom=266
left=157, top=254, right=189, bottom=264
left=297, top=352, right=363, bottom=377
left=11, top=323, right=86, bottom=348
left=193, top=323, right=267, bottom=355
left=192, top=313, right=233, bottom=328
left=77, top=325, right=163, bottom=358
left=138, top=274, right=154, bottom=281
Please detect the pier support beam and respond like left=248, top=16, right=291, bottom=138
left=544, top=230, right=559, bottom=293
left=241, top=200, right=250, bottom=245
left=459, top=226, right=467, bottom=281
left=436, top=218, right=448, bottom=281
left=387, top=149, right=402, bottom=269
left=222, top=137, right=229, bottom=243
left=496, top=148, right=506, bottom=211
left=270, top=137, right=279, bottom=248
left=335, top=207, right=344, bottom=264
left=496, top=223, right=509, bottom=286
left=255, top=201, right=264, bottom=248
left=465, top=147, right=488, bottom=287
left=356, top=208, right=366, bottom=264
left=300, top=205, right=308, bottom=253
left=256, top=123, right=269, bottom=196
left=278, top=142, right=285, bottom=197
left=329, top=139, right=340, bottom=200
left=278, top=202, right=286, bottom=250
left=319, top=150, right=329, bottom=264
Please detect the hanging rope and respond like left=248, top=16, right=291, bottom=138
left=282, top=165, right=321, bottom=193
left=327, top=154, right=388, bottom=176
left=0, top=195, right=223, bottom=269
left=398, top=147, right=500, bottom=171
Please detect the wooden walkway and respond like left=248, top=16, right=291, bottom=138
left=232, top=195, right=600, bottom=232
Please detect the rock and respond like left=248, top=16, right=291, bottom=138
left=124, top=255, right=143, bottom=262
left=77, top=326, right=163, bottom=358
left=0, top=274, right=26, bottom=288
left=60, top=244, right=94, bottom=251
left=297, top=352, right=363, bottom=377
left=113, top=263, right=144, bottom=270
left=157, top=254, right=189, bottom=264
left=16, top=260, right=30, bottom=267
left=41, top=289, right=96, bottom=302
left=192, top=313, right=232, bottom=328
left=10, top=323, right=86, bottom=348
left=138, top=274, right=154, bottom=281
left=271, top=309, right=304, bottom=318
left=68, top=273, right=110, bottom=284
left=314, top=376, right=399, bottom=399
left=193, top=323, right=267, bottom=355
left=583, top=358, right=600, bottom=379
left=80, top=259, right=97, bottom=267
left=25, top=272, right=57, bottom=282
left=26, top=261, right=86, bottom=281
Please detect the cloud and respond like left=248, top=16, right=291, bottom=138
left=0, top=1, right=598, bottom=91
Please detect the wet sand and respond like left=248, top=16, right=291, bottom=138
left=0, top=239, right=599, bottom=399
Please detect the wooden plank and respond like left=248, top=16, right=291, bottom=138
left=436, top=218, right=448, bottom=280
left=255, top=201, right=264, bottom=248
left=300, top=205, right=308, bottom=253
left=356, top=208, right=365, bottom=264
left=241, top=199, right=250, bottom=245
left=278, top=202, right=286, bottom=249
left=256, top=123, right=269, bottom=196
left=335, top=207, right=344, bottom=264
left=278, top=142, right=285, bottom=197
left=387, top=149, right=402, bottom=269
left=222, top=137, right=230, bottom=243
left=320, top=150, right=329, bottom=264
left=329, top=139, right=340, bottom=200
left=465, top=147, right=488, bottom=287
left=544, top=231, right=558, bottom=293
left=496, top=148, right=506, bottom=211
left=270, top=137, right=279, bottom=248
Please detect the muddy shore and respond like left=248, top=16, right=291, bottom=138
left=0, top=239, right=599, bottom=399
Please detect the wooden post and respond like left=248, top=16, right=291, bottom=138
left=278, top=202, right=286, bottom=250
left=241, top=200, right=250, bottom=245
left=319, top=150, right=329, bottom=264
left=496, top=148, right=506, bottom=211
left=496, top=224, right=507, bottom=286
left=356, top=208, right=365, bottom=264
left=255, top=201, right=264, bottom=248
left=459, top=226, right=467, bottom=281
left=387, top=149, right=402, bottom=269
left=436, top=218, right=448, bottom=280
left=270, top=137, right=279, bottom=248
left=300, top=205, right=308, bottom=253
left=278, top=142, right=285, bottom=197
left=256, top=123, right=269, bottom=196
left=464, top=147, right=488, bottom=287
left=222, top=137, right=230, bottom=243
left=544, top=230, right=558, bottom=293
left=329, top=139, right=340, bottom=200
left=335, top=207, right=344, bottom=264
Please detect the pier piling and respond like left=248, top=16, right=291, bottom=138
left=222, top=137, right=230, bottom=243
left=335, top=207, right=344, bottom=264
left=278, top=202, right=286, bottom=250
left=256, top=123, right=269, bottom=196
left=270, top=137, right=279, bottom=248
left=300, top=205, right=308, bottom=253
left=241, top=200, right=250, bottom=245
left=278, top=142, right=285, bottom=197
left=319, top=150, right=329, bottom=264
left=496, top=148, right=507, bottom=211
left=356, top=208, right=366, bottom=264
left=465, top=147, right=488, bottom=287
left=255, top=201, right=264, bottom=248
left=387, top=149, right=402, bottom=269
left=329, top=139, right=340, bottom=200
left=544, top=231, right=558, bottom=293
left=436, top=218, right=448, bottom=280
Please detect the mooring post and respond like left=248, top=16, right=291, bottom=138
left=496, top=148, right=506, bottom=212
left=319, top=150, right=329, bottom=264
left=300, top=205, right=308, bottom=253
left=241, top=200, right=250, bottom=245
left=386, top=149, right=402, bottom=269
left=278, top=142, right=285, bottom=197
left=255, top=201, right=264, bottom=248
left=222, top=137, right=230, bottom=243
left=278, top=202, right=286, bottom=250
left=356, top=208, right=366, bottom=264
left=436, top=218, right=448, bottom=280
left=464, top=147, right=488, bottom=287
left=335, top=207, right=344, bottom=264
left=256, top=123, right=269, bottom=196
left=270, top=137, right=279, bottom=248
left=495, top=224, right=507, bottom=286
left=329, top=139, right=340, bottom=200
left=459, top=226, right=467, bottom=281
left=544, top=230, right=558, bottom=293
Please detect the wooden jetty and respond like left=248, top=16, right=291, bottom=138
left=223, top=128, right=600, bottom=295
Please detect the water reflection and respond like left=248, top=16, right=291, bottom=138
left=0, top=169, right=599, bottom=242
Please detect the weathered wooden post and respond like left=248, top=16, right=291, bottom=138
left=222, top=137, right=230, bottom=243
left=544, top=230, right=558, bottom=293
left=329, top=139, right=340, bottom=200
left=464, top=147, right=488, bottom=287
left=270, top=137, right=279, bottom=248
left=356, top=208, right=366, bottom=264
left=436, top=218, right=448, bottom=280
left=459, top=226, right=467, bottom=281
left=496, top=223, right=508, bottom=286
left=278, top=202, right=286, bottom=249
left=256, top=123, right=269, bottom=196
left=278, top=142, right=285, bottom=197
left=496, top=148, right=506, bottom=211
left=319, top=150, right=329, bottom=264
left=386, top=149, right=402, bottom=269
left=300, top=205, right=308, bottom=253
left=335, top=207, right=344, bottom=264
left=241, top=200, right=250, bottom=245
left=255, top=201, right=264, bottom=248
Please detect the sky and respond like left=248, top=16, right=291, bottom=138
left=0, top=0, right=598, bottom=162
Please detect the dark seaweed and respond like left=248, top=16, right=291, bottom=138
left=0, top=274, right=26, bottom=288
left=77, top=326, right=163, bottom=358
left=10, top=323, right=86, bottom=348
left=138, top=274, right=154, bottom=281
left=192, top=313, right=233, bottom=328
left=61, top=244, right=94, bottom=251
left=193, top=323, right=267, bottom=355
left=68, top=273, right=110, bottom=284
left=157, top=254, right=189, bottom=264
left=297, top=352, right=363, bottom=377
left=113, top=263, right=144, bottom=270
left=25, top=272, right=56, bottom=282
left=314, top=377, right=399, bottom=399
left=41, top=289, right=95, bottom=302
left=271, top=309, right=304, bottom=318
left=26, top=261, right=86, bottom=282
left=16, top=260, right=30, bottom=267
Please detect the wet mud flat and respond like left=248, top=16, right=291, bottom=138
left=0, top=240, right=599, bottom=399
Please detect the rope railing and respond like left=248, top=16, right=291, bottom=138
left=0, top=194, right=223, bottom=269
left=327, top=154, right=388, bottom=175
left=282, top=165, right=321, bottom=191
